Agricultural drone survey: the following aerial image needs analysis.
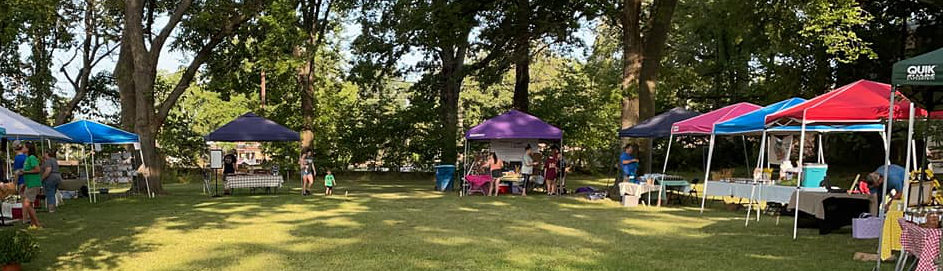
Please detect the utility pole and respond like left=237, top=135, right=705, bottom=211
left=260, top=69, right=267, bottom=114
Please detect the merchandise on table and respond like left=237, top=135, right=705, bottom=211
left=97, top=151, right=137, bottom=184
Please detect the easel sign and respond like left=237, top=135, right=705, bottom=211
left=210, top=150, right=223, bottom=169
left=209, top=149, right=223, bottom=197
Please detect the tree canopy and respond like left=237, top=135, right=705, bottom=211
left=1, top=0, right=941, bottom=183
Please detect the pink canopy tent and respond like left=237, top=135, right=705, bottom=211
left=671, top=102, right=762, bottom=134
left=661, top=102, right=761, bottom=173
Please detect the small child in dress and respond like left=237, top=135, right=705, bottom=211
left=324, top=170, right=335, bottom=196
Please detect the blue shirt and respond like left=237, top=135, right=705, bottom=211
left=13, top=153, right=26, bottom=185
left=620, top=152, right=638, bottom=177
left=874, top=164, right=905, bottom=196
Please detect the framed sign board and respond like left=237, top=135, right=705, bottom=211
left=210, top=150, right=223, bottom=169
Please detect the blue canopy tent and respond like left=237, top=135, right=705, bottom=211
left=700, top=98, right=806, bottom=215
left=54, top=120, right=152, bottom=201
left=618, top=107, right=700, bottom=174
left=204, top=113, right=300, bottom=196
left=619, top=107, right=700, bottom=138
left=205, top=113, right=301, bottom=142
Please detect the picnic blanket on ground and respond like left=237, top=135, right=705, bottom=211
left=899, top=218, right=942, bottom=271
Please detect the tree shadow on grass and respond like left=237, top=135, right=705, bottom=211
left=19, top=177, right=884, bottom=270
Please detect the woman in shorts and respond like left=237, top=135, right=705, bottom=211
left=488, top=152, right=504, bottom=196
left=299, top=148, right=316, bottom=196
left=19, top=142, right=43, bottom=227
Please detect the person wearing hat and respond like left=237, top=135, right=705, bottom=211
left=866, top=164, right=905, bottom=200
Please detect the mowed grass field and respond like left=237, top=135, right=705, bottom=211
left=12, top=175, right=886, bottom=270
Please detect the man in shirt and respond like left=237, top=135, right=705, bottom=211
left=620, top=144, right=640, bottom=183
left=866, top=164, right=906, bottom=200
left=222, top=150, right=237, bottom=195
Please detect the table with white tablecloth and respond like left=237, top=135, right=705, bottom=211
left=225, top=175, right=284, bottom=190
left=704, top=181, right=825, bottom=204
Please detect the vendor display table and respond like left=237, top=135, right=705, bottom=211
left=618, top=182, right=662, bottom=205
left=787, top=191, right=875, bottom=234
left=225, top=174, right=283, bottom=192
left=704, top=180, right=756, bottom=200
left=897, top=219, right=942, bottom=271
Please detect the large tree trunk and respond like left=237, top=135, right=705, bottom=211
left=28, top=32, right=52, bottom=123
left=438, top=43, right=468, bottom=165
left=298, top=49, right=316, bottom=151
left=511, top=0, right=530, bottom=112
left=619, top=0, right=642, bottom=131
left=636, top=0, right=678, bottom=173
left=114, top=0, right=262, bottom=194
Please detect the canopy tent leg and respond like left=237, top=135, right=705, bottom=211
left=559, top=137, right=565, bottom=196
left=745, top=183, right=756, bottom=226
left=700, top=134, right=716, bottom=214
left=875, top=86, right=896, bottom=270
left=139, top=149, right=153, bottom=198
left=817, top=134, right=825, bottom=164
left=91, top=145, right=97, bottom=203
left=5, top=142, right=10, bottom=182
left=662, top=134, right=674, bottom=174
left=902, top=103, right=915, bottom=211
left=82, top=145, right=90, bottom=203
left=756, top=131, right=768, bottom=172
left=793, top=121, right=807, bottom=240
left=461, top=140, right=468, bottom=197
left=742, top=135, right=751, bottom=176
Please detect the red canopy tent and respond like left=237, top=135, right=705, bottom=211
left=765, top=80, right=928, bottom=124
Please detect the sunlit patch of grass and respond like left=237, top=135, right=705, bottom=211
left=11, top=175, right=884, bottom=270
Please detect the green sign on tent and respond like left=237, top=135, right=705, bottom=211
left=892, top=47, right=943, bottom=86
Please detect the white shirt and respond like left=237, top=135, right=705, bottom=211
left=521, top=153, right=534, bottom=174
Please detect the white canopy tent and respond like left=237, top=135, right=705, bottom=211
left=0, top=106, right=72, bottom=178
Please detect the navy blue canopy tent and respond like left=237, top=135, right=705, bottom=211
left=54, top=120, right=152, bottom=201
left=618, top=107, right=700, bottom=138
left=205, top=113, right=301, bottom=142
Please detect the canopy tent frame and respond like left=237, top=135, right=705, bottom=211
left=461, top=110, right=564, bottom=197
left=662, top=103, right=762, bottom=177
left=619, top=107, right=700, bottom=174
left=203, top=112, right=301, bottom=196
left=697, top=98, right=807, bottom=217
left=883, top=47, right=943, bottom=270
left=54, top=120, right=153, bottom=202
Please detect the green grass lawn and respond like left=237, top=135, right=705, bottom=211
left=10, top=175, right=888, bottom=270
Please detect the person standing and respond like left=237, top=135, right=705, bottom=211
left=17, top=142, right=42, bottom=228
left=545, top=146, right=560, bottom=195
left=324, top=170, right=335, bottom=196
left=488, top=152, right=504, bottom=196
left=520, top=145, right=536, bottom=197
left=299, top=148, right=316, bottom=196
left=41, top=149, right=62, bottom=212
left=620, top=144, right=640, bottom=183
left=223, top=150, right=237, bottom=195
left=11, top=141, right=28, bottom=221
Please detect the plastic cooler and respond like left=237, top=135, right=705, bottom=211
left=434, top=165, right=456, bottom=191
left=801, top=163, right=828, bottom=188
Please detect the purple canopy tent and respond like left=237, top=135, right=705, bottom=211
left=462, top=110, right=564, bottom=196
left=465, top=110, right=563, bottom=140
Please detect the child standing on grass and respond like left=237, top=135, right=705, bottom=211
left=324, top=170, right=335, bottom=196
